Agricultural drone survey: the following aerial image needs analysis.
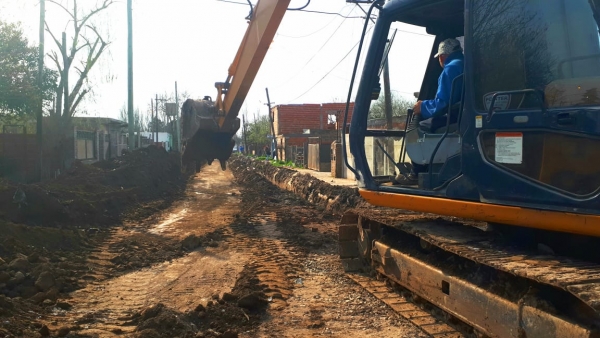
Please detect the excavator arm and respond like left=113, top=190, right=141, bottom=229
left=215, top=0, right=291, bottom=133
left=180, top=0, right=290, bottom=172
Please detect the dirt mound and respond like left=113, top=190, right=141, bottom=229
left=229, top=155, right=366, bottom=215
left=134, top=303, right=196, bottom=338
left=133, top=300, right=254, bottom=338
left=0, top=146, right=187, bottom=228
left=133, top=256, right=270, bottom=337
left=0, top=146, right=190, bottom=335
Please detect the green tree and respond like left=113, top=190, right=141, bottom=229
left=368, top=92, right=415, bottom=119
left=0, top=21, right=56, bottom=116
left=244, top=114, right=271, bottom=151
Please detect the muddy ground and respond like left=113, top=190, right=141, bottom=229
left=0, top=146, right=190, bottom=337
left=0, top=154, right=428, bottom=337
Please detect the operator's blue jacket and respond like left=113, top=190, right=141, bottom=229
left=420, top=52, right=464, bottom=119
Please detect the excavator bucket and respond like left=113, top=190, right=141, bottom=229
left=180, top=98, right=238, bottom=172
left=181, top=129, right=235, bottom=172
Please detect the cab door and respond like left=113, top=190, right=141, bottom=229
left=458, top=0, right=600, bottom=212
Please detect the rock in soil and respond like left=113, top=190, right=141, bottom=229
left=9, top=257, right=30, bottom=271
left=39, top=325, right=50, bottom=336
left=222, top=292, right=238, bottom=302
left=57, top=326, right=70, bottom=337
left=35, top=271, right=55, bottom=292
left=135, top=303, right=196, bottom=337
left=237, top=291, right=268, bottom=310
left=56, top=301, right=72, bottom=310
left=182, top=235, right=203, bottom=251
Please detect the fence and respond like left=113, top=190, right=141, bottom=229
left=0, top=132, right=39, bottom=182
left=306, top=136, right=333, bottom=172
left=307, top=143, right=332, bottom=172
left=286, top=144, right=307, bottom=168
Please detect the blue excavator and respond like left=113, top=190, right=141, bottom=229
left=184, top=0, right=600, bottom=336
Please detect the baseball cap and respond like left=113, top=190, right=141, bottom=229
left=434, top=38, right=462, bottom=58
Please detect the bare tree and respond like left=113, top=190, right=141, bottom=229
left=119, top=104, right=144, bottom=131
left=43, top=0, right=114, bottom=169
left=46, top=0, right=114, bottom=122
left=146, top=91, right=193, bottom=133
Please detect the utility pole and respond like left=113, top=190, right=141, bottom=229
left=127, top=0, right=134, bottom=149
left=175, top=81, right=181, bottom=152
left=242, top=114, right=248, bottom=155
left=153, top=95, right=168, bottom=145
left=265, top=88, right=277, bottom=159
left=62, top=32, right=68, bottom=122
left=37, top=0, right=45, bottom=181
left=150, top=98, right=154, bottom=142
left=154, top=94, right=159, bottom=143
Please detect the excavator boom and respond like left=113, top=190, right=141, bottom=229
left=181, top=0, right=290, bottom=171
left=216, top=0, right=291, bottom=133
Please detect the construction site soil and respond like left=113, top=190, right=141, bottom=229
left=0, top=153, right=427, bottom=337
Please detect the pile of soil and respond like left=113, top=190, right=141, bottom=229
left=133, top=301, right=253, bottom=338
left=133, top=255, right=273, bottom=338
left=229, top=155, right=366, bottom=215
left=0, top=145, right=186, bottom=227
left=0, top=146, right=190, bottom=335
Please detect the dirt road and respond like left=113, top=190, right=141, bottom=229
left=29, top=164, right=428, bottom=337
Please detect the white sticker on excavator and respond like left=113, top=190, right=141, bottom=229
left=495, top=132, right=523, bottom=164
left=475, top=116, right=482, bottom=128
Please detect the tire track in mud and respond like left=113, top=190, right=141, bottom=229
left=38, top=163, right=428, bottom=338
left=40, top=167, right=246, bottom=337
left=227, top=213, right=305, bottom=312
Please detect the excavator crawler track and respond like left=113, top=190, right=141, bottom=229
left=339, top=209, right=600, bottom=338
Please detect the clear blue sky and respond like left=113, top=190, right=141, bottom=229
left=0, top=0, right=434, bottom=122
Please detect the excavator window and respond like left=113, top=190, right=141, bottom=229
left=363, top=23, right=436, bottom=178
left=472, top=0, right=600, bottom=110
left=362, top=3, right=465, bottom=180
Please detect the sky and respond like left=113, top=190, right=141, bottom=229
left=0, top=0, right=435, bottom=123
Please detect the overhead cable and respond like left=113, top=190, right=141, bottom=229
left=274, top=7, right=353, bottom=87
left=215, top=0, right=370, bottom=19
left=288, top=0, right=310, bottom=11
left=287, top=25, right=375, bottom=103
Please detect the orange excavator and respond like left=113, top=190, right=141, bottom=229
left=180, top=0, right=290, bottom=172
left=184, top=0, right=600, bottom=336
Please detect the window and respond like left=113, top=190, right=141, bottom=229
left=76, top=131, right=96, bottom=160
left=472, top=0, right=600, bottom=110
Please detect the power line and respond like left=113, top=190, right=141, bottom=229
left=288, top=0, right=310, bottom=10
left=215, top=0, right=369, bottom=18
left=273, top=8, right=353, bottom=87
left=294, top=9, right=369, bottom=18
left=287, top=25, right=374, bottom=103
left=276, top=6, right=343, bottom=39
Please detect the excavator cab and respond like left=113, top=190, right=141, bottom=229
left=347, top=0, right=600, bottom=235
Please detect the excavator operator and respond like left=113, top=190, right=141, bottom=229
left=393, top=38, right=464, bottom=186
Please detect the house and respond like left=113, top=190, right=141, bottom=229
left=72, top=117, right=129, bottom=162
left=140, top=132, right=173, bottom=151
left=0, top=116, right=129, bottom=182
left=272, top=102, right=354, bottom=169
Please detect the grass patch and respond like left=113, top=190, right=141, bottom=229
left=244, top=155, right=303, bottom=169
